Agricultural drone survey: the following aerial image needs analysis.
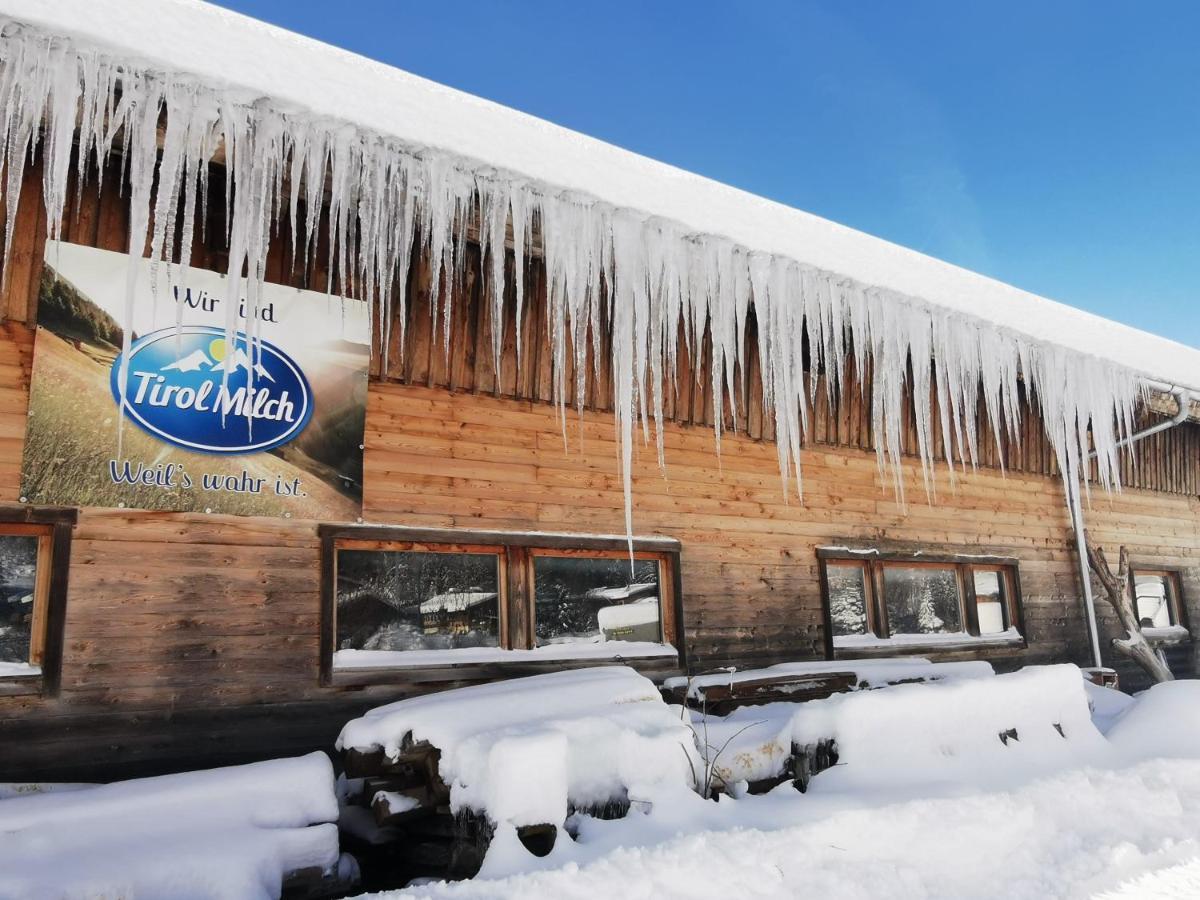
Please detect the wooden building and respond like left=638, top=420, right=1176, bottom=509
left=0, top=2, right=1197, bottom=783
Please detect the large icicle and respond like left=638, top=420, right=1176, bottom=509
left=0, top=18, right=1152, bottom=539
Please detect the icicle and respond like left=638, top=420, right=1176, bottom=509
left=0, top=17, right=1153, bottom=544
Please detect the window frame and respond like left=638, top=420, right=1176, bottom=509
left=1128, top=567, right=1187, bottom=635
left=817, top=547, right=1026, bottom=657
left=0, top=506, right=76, bottom=698
left=319, top=524, right=683, bottom=685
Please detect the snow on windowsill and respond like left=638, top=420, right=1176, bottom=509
left=332, top=642, right=678, bottom=671
left=817, top=546, right=1017, bottom=562
left=834, top=628, right=1024, bottom=654
left=0, top=662, right=41, bottom=678
left=1142, top=625, right=1190, bottom=644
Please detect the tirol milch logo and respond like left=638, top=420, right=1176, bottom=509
left=109, top=326, right=313, bottom=454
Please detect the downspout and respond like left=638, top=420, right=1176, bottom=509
left=1068, top=485, right=1104, bottom=669
left=1072, top=387, right=1192, bottom=670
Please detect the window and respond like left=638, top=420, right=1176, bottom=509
left=972, top=568, right=1012, bottom=635
left=882, top=565, right=962, bottom=636
left=320, top=525, right=681, bottom=682
left=1130, top=570, right=1185, bottom=632
left=818, top=548, right=1024, bottom=654
left=827, top=562, right=870, bottom=637
left=335, top=545, right=503, bottom=652
left=532, top=552, right=663, bottom=646
left=0, top=508, right=75, bottom=697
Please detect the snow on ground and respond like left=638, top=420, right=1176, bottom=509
left=0, top=752, right=341, bottom=900
left=0, top=782, right=93, bottom=801
left=371, top=757, right=1200, bottom=900
left=1104, top=680, right=1200, bottom=760
left=354, top=675, right=1200, bottom=900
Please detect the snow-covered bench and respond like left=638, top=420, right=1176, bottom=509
left=699, top=663, right=1106, bottom=794
left=661, top=657, right=994, bottom=715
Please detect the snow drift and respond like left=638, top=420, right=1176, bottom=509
left=1105, top=680, right=1200, bottom=761
left=0, top=752, right=341, bottom=900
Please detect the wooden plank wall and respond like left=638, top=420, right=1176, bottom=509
left=0, top=149, right=1196, bottom=780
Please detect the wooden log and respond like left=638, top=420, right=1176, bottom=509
left=787, top=738, right=839, bottom=793
left=372, top=788, right=436, bottom=827
left=280, top=853, right=359, bottom=900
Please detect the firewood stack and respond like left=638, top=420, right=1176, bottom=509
left=339, top=734, right=575, bottom=886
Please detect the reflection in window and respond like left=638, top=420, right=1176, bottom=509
left=827, top=563, right=869, bottom=636
left=883, top=566, right=962, bottom=635
left=1133, top=574, right=1174, bottom=629
left=336, top=549, right=500, bottom=652
left=0, top=535, right=41, bottom=669
left=534, top=556, right=661, bottom=646
left=973, top=570, right=1007, bottom=635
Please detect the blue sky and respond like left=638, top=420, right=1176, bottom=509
left=218, top=0, right=1199, bottom=349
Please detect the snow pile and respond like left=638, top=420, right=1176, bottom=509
left=702, top=664, right=1102, bottom=790
left=595, top=598, right=659, bottom=632
left=1105, top=680, right=1200, bottom=761
left=0, top=11, right=1159, bottom=539
left=0, top=752, right=341, bottom=900
left=337, top=667, right=697, bottom=827
left=1083, top=679, right=1136, bottom=734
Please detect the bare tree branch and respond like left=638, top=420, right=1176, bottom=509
left=1083, top=530, right=1173, bottom=683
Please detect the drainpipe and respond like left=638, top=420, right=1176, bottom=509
left=1072, top=387, right=1192, bottom=670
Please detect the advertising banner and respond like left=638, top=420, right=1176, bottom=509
left=20, top=241, right=370, bottom=520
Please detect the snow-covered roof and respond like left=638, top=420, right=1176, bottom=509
left=5, top=0, right=1195, bottom=391
left=418, top=590, right=497, bottom=616
left=584, top=583, right=658, bottom=603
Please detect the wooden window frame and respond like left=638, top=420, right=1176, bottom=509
left=817, top=547, right=1027, bottom=658
left=319, top=524, right=684, bottom=685
left=1128, top=568, right=1187, bottom=633
left=0, top=506, right=76, bottom=698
